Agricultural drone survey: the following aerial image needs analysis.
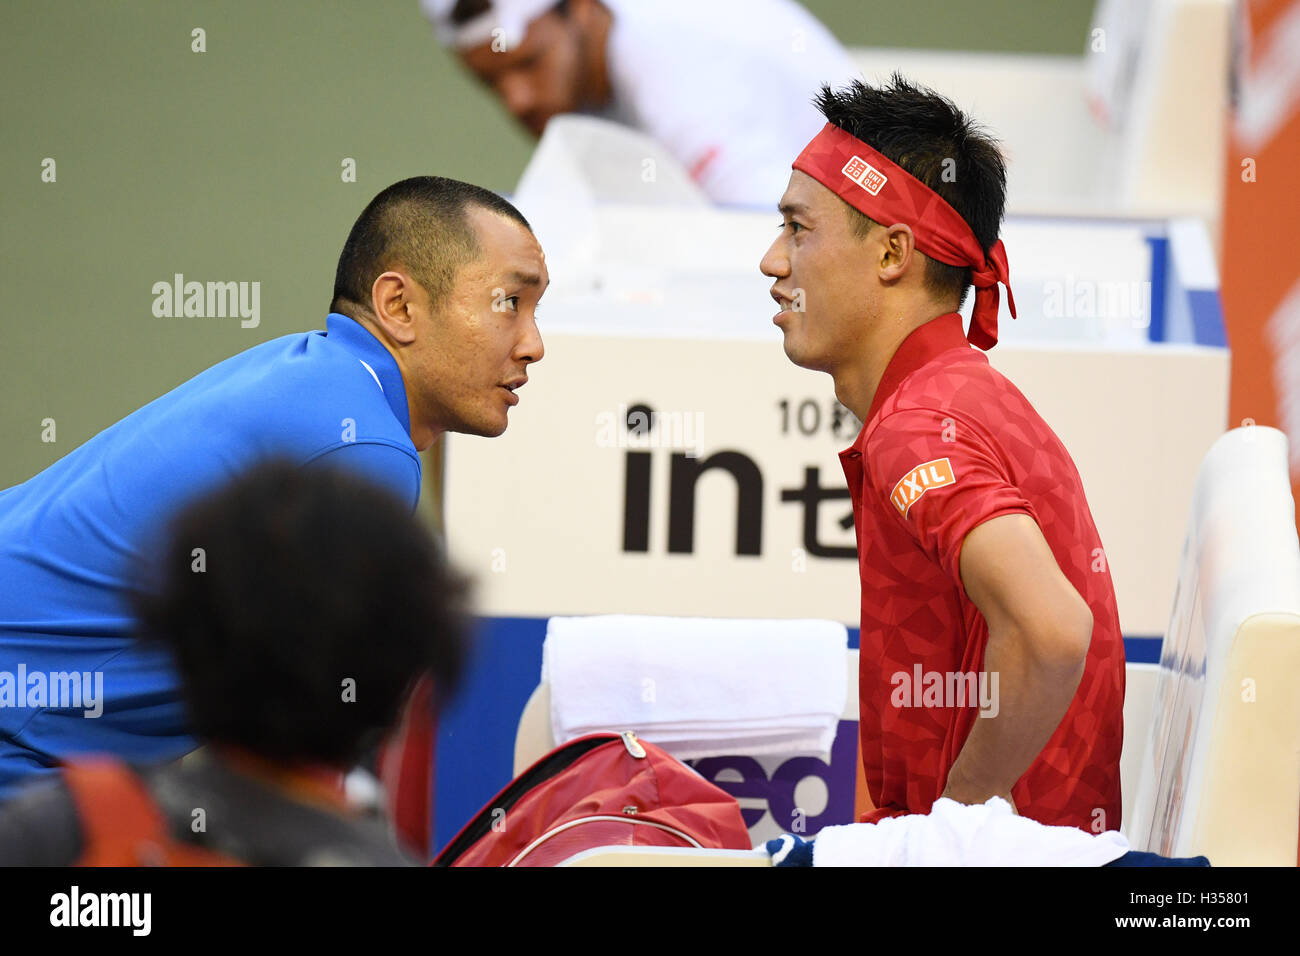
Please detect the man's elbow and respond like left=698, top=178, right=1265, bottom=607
left=1044, top=599, right=1093, bottom=680
left=1021, top=595, right=1092, bottom=681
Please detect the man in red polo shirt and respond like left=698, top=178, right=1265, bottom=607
left=759, top=75, right=1125, bottom=833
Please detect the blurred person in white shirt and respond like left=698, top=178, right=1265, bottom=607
left=422, top=0, right=860, bottom=206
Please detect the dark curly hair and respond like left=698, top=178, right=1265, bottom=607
left=815, top=73, right=1008, bottom=310
left=129, top=459, right=471, bottom=768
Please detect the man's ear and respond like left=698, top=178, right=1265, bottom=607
left=878, top=223, right=917, bottom=282
left=369, top=271, right=419, bottom=346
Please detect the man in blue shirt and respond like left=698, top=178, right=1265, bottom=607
left=0, top=175, right=548, bottom=799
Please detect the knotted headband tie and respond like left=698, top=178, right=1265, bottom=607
left=792, top=122, right=1015, bottom=350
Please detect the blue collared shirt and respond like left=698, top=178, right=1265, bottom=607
left=0, top=313, right=420, bottom=798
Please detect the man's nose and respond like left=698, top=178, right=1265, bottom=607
left=517, top=314, right=544, bottom=365
left=759, top=236, right=788, bottom=278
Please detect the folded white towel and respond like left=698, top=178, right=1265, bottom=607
left=542, top=615, right=847, bottom=761
left=812, top=797, right=1131, bottom=866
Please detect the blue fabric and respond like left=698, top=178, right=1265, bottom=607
left=765, top=834, right=814, bottom=867
left=0, top=314, right=419, bottom=800
left=1104, top=850, right=1212, bottom=867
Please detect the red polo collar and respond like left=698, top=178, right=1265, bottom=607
left=861, top=312, right=973, bottom=430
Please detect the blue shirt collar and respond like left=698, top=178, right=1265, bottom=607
left=325, top=312, right=412, bottom=437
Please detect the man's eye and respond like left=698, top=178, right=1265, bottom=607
left=778, top=220, right=803, bottom=234
left=505, top=296, right=520, bottom=310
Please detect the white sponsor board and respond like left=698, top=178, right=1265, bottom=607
left=446, top=332, right=1228, bottom=637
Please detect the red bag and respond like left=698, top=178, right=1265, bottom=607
left=433, top=732, right=752, bottom=866
left=378, top=675, right=438, bottom=857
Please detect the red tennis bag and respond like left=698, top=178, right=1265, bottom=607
left=433, top=731, right=752, bottom=866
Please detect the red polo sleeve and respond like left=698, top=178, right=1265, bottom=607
left=865, top=407, right=1037, bottom=593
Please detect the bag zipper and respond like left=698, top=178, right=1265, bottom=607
left=434, top=732, right=643, bottom=866
left=506, top=814, right=703, bottom=866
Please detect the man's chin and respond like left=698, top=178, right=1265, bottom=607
left=464, top=421, right=508, bottom=439
left=781, top=337, right=824, bottom=372
left=445, top=409, right=509, bottom=440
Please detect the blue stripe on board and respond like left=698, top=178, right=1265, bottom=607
left=1188, top=288, right=1227, bottom=348
left=1145, top=235, right=1169, bottom=342
left=1124, top=635, right=1163, bottom=663
left=854, top=626, right=1163, bottom=663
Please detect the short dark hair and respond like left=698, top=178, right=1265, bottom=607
left=330, top=175, right=531, bottom=317
left=130, top=460, right=472, bottom=768
left=450, top=0, right=492, bottom=21
left=814, top=74, right=1007, bottom=309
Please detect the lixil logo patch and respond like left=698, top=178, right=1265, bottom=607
left=891, top=458, right=956, bottom=517
left=842, top=155, right=888, bottom=196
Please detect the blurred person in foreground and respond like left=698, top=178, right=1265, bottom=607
left=760, top=76, right=1126, bottom=832
left=0, top=176, right=546, bottom=800
left=0, top=461, right=469, bottom=865
left=422, top=0, right=860, bottom=205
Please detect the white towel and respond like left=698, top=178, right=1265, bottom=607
left=812, top=797, right=1131, bottom=866
left=542, top=615, right=846, bottom=761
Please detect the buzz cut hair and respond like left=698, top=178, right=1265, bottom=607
left=330, top=175, right=531, bottom=317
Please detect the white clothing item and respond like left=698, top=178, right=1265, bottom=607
left=420, top=0, right=555, bottom=50
left=813, top=797, right=1131, bottom=867
left=542, top=615, right=846, bottom=761
left=598, top=0, right=861, bottom=205
left=420, top=0, right=861, bottom=206
left=1082, top=0, right=1154, bottom=132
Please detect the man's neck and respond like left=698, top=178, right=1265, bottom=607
left=345, top=310, right=439, bottom=451
left=580, top=1, right=614, bottom=110
left=833, top=303, right=951, bottom=423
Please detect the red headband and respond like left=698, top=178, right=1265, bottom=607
left=792, top=122, right=1015, bottom=350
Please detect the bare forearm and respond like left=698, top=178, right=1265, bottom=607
left=941, top=625, right=1085, bottom=805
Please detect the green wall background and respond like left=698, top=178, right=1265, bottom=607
left=0, top=0, right=1096, bottom=490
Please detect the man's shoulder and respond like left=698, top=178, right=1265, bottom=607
left=0, top=774, right=83, bottom=865
left=858, top=352, right=1055, bottom=499
left=145, top=757, right=415, bottom=866
left=168, top=326, right=407, bottom=441
left=875, top=350, right=1039, bottom=437
left=0, top=325, right=412, bottom=525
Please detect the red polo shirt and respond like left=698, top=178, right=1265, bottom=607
left=839, top=311, right=1125, bottom=832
